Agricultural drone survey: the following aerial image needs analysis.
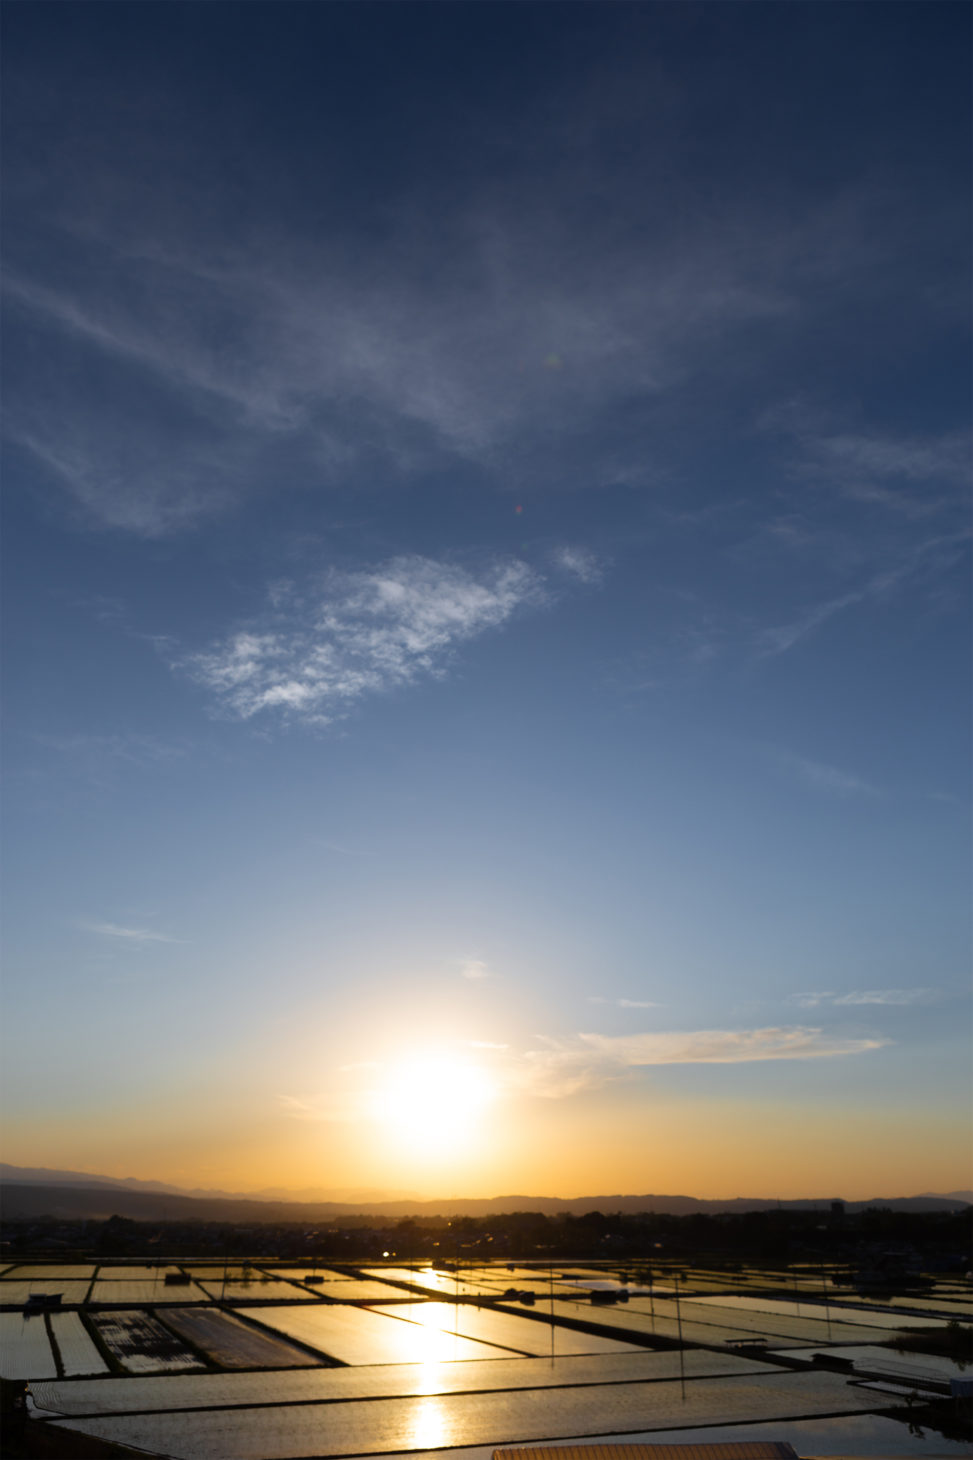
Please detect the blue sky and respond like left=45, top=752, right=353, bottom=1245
left=2, top=2, right=970, bottom=1199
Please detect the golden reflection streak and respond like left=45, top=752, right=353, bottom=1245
left=410, top=1394, right=449, bottom=1448
left=409, top=1300, right=461, bottom=1393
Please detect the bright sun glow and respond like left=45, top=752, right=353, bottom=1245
left=372, top=1055, right=495, bottom=1159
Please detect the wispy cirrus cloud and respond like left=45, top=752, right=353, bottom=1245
left=82, top=921, right=180, bottom=945
left=2, top=211, right=792, bottom=534
left=795, top=988, right=936, bottom=1009
left=588, top=996, right=664, bottom=1009
left=769, top=748, right=882, bottom=798
left=459, top=958, right=490, bottom=981
left=793, top=425, right=969, bottom=518
left=180, top=555, right=546, bottom=724
left=757, top=533, right=970, bottom=658
left=37, top=732, right=187, bottom=769
left=516, top=1025, right=887, bottom=1099
left=761, top=398, right=971, bottom=516
left=6, top=82, right=935, bottom=543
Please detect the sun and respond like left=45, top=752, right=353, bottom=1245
left=371, top=1054, right=495, bottom=1159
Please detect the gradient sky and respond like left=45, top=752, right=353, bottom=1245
left=2, top=2, right=970, bottom=1202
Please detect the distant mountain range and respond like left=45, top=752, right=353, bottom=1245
left=1, top=1163, right=969, bottom=1223
left=0, top=1164, right=417, bottom=1204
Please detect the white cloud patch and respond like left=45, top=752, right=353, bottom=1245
left=82, top=921, right=179, bottom=944
left=181, top=555, right=545, bottom=723
left=553, top=546, right=605, bottom=584
left=459, top=958, right=490, bottom=981
left=515, top=1025, right=887, bottom=1098
left=795, top=988, right=936, bottom=1009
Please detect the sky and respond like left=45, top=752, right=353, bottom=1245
left=1, top=2, right=970, bottom=1203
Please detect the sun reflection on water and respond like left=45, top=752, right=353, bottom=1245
left=410, top=1394, right=449, bottom=1448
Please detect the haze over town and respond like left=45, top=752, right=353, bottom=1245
left=2, top=2, right=970, bottom=1207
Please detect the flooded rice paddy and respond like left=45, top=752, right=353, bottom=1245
left=3, top=1261, right=969, bottom=1457
left=47, top=1311, right=108, bottom=1375
left=163, top=1306, right=321, bottom=1368
left=0, top=1311, right=59, bottom=1378
left=30, top=1347, right=771, bottom=1415
left=0, top=1279, right=93, bottom=1304
left=199, top=1278, right=320, bottom=1302
left=691, top=1292, right=948, bottom=1328
left=38, top=1369, right=895, bottom=1460
left=89, top=1312, right=207, bottom=1373
left=88, top=1277, right=210, bottom=1304
left=239, top=1302, right=514, bottom=1364
left=4, top=1265, right=99, bottom=1280
left=772, top=1343, right=973, bottom=1383
left=368, top=1300, right=643, bottom=1356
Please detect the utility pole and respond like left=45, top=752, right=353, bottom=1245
left=674, top=1271, right=686, bottom=1401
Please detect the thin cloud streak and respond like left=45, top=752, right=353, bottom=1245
left=82, top=921, right=180, bottom=945
left=795, top=989, right=937, bottom=1009
left=757, top=534, right=970, bottom=658
left=771, top=749, right=882, bottom=798
left=760, top=398, right=971, bottom=514
left=588, top=997, right=664, bottom=1009
left=516, top=1025, right=887, bottom=1099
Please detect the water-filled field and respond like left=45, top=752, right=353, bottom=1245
left=162, top=1307, right=321, bottom=1368
left=48, top=1312, right=108, bottom=1375
left=40, top=1368, right=891, bottom=1460
left=874, top=1293, right=973, bottom=1319
left=368, top=1301, right=644, bottom=1356
left=0, top=1279, right=93, bottom=1304
left=263, top=1268, right=354, bottom=1283
left=0, top=1311, right=57, bottom=1378
left=241, top=1303, right=515, bottom=1365
left=184, top=1266, right=261, bottom=1280
left=457, top=1267, right=591, bottom=1298
left=362, top=1266, right=502, bottom=1297
left=567, top=1412, right=973, bottom=1459
left=307, top=1280, right=422, bottom=1301
left=690, top=1293, right=949, bottom=1330
left=95, top=1266, right=185, bottom=1280
left=199, top=1279, right=316, bottom=1302
left=30, top=1347, right=772, bottom=1416
left=773, top=1343, right=972, bottom=1383
left=88, top=1278, right=210, bottom=1304
left=4, top=1265, right=97, bottom=1280
left=90, top=1312, right=206, bottom=1373
left=9, top=1260, right=966, bottom=1459
left=528, top=1294, right=891, bottom=1347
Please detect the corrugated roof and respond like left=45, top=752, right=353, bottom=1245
left=493, top=1444, right=800, bottom=1460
